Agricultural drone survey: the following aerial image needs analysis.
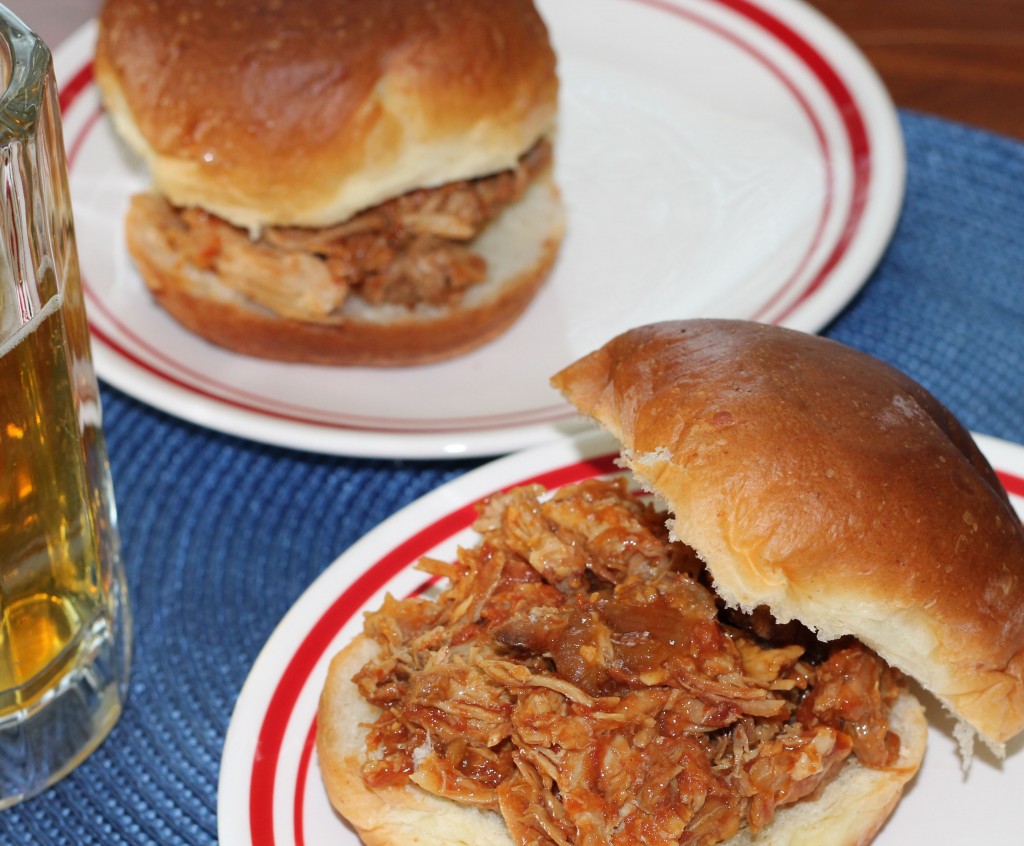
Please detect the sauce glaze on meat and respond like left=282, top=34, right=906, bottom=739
left=354, top=478, right=904, bottom=846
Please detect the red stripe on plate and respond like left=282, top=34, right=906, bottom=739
left=636, top=0, right=838, bottom=326
left=293, top=720, right=319, bottom=846
left=292, top=568, right=440, bottom=845
left=248, top=502, right=476, bottom=846
left=722, top=0, right=872, bottom=322
left=998, top=470, right=1024, bottom=500
left=58, top=60, right=93, bottom=113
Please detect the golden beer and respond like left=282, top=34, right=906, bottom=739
left=0, top=4, right=130, bottom=806
left=0, top=284, right=113, bottom=714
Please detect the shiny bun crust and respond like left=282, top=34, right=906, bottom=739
left=318, top=634, right=926, bottom=846
left=551, top=319, right=1024, bottom=751
left=94, top=0, right=559, bottom=230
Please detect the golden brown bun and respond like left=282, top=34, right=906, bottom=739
left=318, top=634, right=927, bottom=846
left=124, top=170, right=565, bottom=366
left=551, top=319, right=1024, bottom=751
left=94, top=0, right=559, bottom=230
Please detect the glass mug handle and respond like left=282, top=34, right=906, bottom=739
left=0, top=4, right=131, bottom=808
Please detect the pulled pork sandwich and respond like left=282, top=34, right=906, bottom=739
left=94, top=0, right=564, bottom=365
left=317, top=319, right=1024, bottom=845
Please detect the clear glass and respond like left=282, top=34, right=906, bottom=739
left=0, top=5, right=131, bottom=808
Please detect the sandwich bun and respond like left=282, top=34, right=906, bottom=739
left=94, top=0, right=559, bottom=230
left=94, top=0, right=564, bottom=365
left=551, top=319, right=1024, bottom=754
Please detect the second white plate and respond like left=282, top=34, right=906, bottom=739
left=218, top=430, right=1024, bottom=846
left=57, top=0, right=903, bottom=458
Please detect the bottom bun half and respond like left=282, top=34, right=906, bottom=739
left=317, top=634, right=927, bottom=846
left=125, top=173, right=565, bottom=367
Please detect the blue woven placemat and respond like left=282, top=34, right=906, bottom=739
left=826, top=112, right=1024, bottom=444
left=3, top=109, right=1023, bottom=844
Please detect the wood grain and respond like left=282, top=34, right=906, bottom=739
left=807, top=0, right=1024, bottom=139
left=11, top=0, right=1024, bottom=139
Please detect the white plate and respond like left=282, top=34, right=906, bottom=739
left=55, top=0, right=903, bottom=459
left=218, top=429, right=1024, bottom=846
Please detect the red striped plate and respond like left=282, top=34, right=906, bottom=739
left=218, top=429, right=1024, bottom=846
left=56, top=0, right=903, bottom=459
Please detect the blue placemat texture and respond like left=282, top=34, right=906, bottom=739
left=826, top=112, right=1024, bottom=443
left=2, top=110, right=1023, bottom=843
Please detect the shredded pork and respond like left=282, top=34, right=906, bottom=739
left=134, top=140, right=552, bottom=321
left=354, top=479, right=905, bottom=846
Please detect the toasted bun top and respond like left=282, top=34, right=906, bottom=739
left=551, top=319, right=1024, bottom=750
left=94, top=0, right=558, bottom=229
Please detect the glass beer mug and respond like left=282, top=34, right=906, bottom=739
left=0, top=5, right=130, bottom=807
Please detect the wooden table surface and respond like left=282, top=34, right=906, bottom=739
left=807, top=0, right=1024, bottom=140
left=9, top=0, right=1024, bottom=141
